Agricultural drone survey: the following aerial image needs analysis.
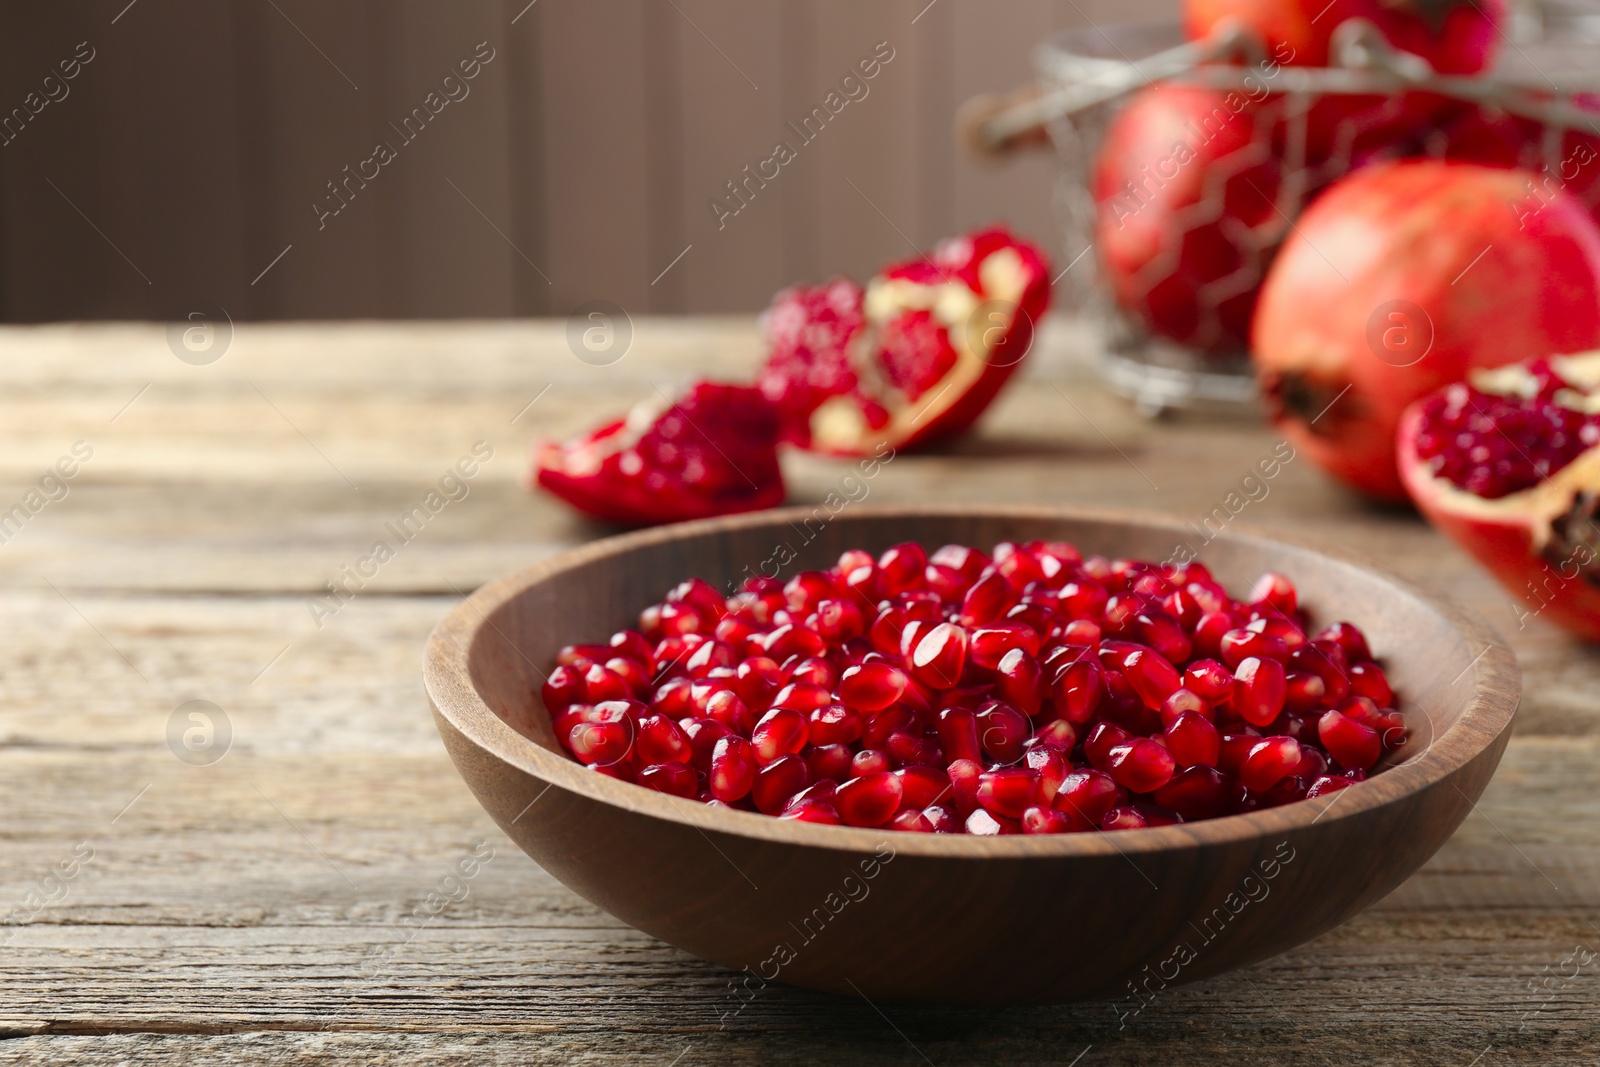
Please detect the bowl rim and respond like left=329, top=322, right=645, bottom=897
left=424, top=504, right=1520, bottom=859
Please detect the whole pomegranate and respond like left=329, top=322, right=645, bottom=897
left=1092, top=84, right=1282, bottom=353
left=1182, top=0, right=1502, bottom=72
left=1252, top=160, right=1600, bottom=500
left=1398, top=354, right=1600, bottom=640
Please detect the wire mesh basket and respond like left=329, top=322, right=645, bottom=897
left=961, top=1, right=1600, bottom=416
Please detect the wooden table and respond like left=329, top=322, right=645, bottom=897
left=2, top=318, right=1596, bottom=1065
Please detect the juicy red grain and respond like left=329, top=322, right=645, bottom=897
left=546, top=545, right=1399, bottom=832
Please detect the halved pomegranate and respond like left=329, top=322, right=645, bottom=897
left=1399, top=354, right=1600, bottom=640
left=530, top=381, right=785, bottom=525
left=756, top=226, right=1051, bottom=455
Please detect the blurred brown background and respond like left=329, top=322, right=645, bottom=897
left=0, top=0, right=1166, bottom=322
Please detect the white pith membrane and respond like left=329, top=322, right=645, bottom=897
left=809, top=247, right=1029, bottom=452
left=539, top=392, right=674, bottom=480
left=1412, top=351, right=1600, bottom=550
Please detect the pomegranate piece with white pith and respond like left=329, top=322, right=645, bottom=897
left=1399, top=353, right=1600, bottom=640
left=530, top=381, right=785, bottom=526
left=538, top=541, right=1408, bottom=832
left=757, top=226, right=1051, bottom=455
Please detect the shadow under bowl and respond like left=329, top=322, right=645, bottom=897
left=424, top=505, right=1519, bottom=1004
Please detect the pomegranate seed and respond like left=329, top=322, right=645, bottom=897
left=976, top=767, right=1039, bottom=819
left=994, top=648, right=1044, bottom=715
left=1249, top=571, right=1298, bottom=615
left=837, top=661, right=909, bottom=711
left=637, top=761, right=699, bottom=798
left=1165, top=711, right=1220, bottom=768
left=1153, top=766, right=1230, bottom=820
left=1052, top=658, right=1104, bottom=723
left=1219, top=628, right=1289, bottom=667
left=1160, top=687, right=1211, bottom=728
left=770, top=682, right=832, bottom=714
left=1241, top=736, right=1302, bottom=793
left=1025, top=744, right=1069, bottom=803
left=1292, top=745, right=1328, bottom=780
left=1119, top=647, right=1182, bottom=709
left=704, top=689, right=756, bottom=736
left=1306, top=774, right=1354, bottom=798
left=635, top=713, right=692, bottom=765
left=861, top=705, right=914, bottom=749
left=806, top=743, right=855, bottom=782
left=1317, top=621, right=1372, bottom=663
left=1348, top=662, right=1395, bottom=707
left=896, top=765, right=951, bottom=809
left=808, top=704, right=863, bottom=746
left=1021, top=805, right=1075, bottom=834
left=851, top=748, right=892, bottom=777
left=1255, top=774, right=1308, bottom=807
left=1058, top=579, right=1108, bottom=619
left=1105, top=739, right=1176, bottom=792
left=1283, top=671, right=1327, bottom=714
left=780, top=798, right=843, bottom=823
left=751, top=755, right=810, bottom=815
left=682, top=717, right=732, bottom=772
left=1318, top=708, right=1382, bottom=769
left=1216, top=728, right=1262, bottom=775
left=541, top=665, right=586, bottom=711
left=959, top=572, right=1017, bottom=627
left=1032, top=718, right=1077, bottom=752
left=1134, top=611, right=1193, bottom=665
left=1246, top=616, right=1306, bottom=654
left=1232, top=656, right=1287, bottom=727
left=733, top=656, right=783, bottom=708
left=1191, top=611, right=1235, bottom=658
left=835, top=772, right=905, bottom=827
left=946, top=757, right=983, bottom=815
left=923, top=804, right=960, bottom=832
left=1182, top=659, right=1233, bottom=702
left=890, top=809, right=934, bottom=832
left=1060, top=618, right=1102, bottom=645
left=976, top=701, right=1030, bottom=763
left=909, top=622, right=968, bottom=689
left=568, top=705, right=636, bottom=765
left=970, top=624, right=1040, bottom=669
left=1100, top=806, right=1149, bottom=831
left=878, top=542, right=927, bottom=593
left=1084, top=721, right=1134, bottom=769
left=935, top=707, right=983, bottom=764
left=1053, top=769, right=1121, bottom=827
left=965, top=809, right=1018, bottom=835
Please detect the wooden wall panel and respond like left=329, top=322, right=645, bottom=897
left=0, top=0, right=1186, bottom=321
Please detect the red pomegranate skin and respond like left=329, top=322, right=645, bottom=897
left=1252, top=160, right=1600, bottom=501
left=1093, top=84, right=1280, bottom=353
left=1397, top=356, right=1600, bottom=641
left=1182, top=0, right=1502, bottom=72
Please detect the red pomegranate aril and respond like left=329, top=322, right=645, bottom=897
left=1024, top=744, right=1069, bottom=803
left=934, top=707, right=983, bottom=764
left=1134, top=611, right=1193, bottom=665
left=909, top=622, right=968, bottom=689
left=1292, top=746, right=1328, bottom=780
left=1241, top=736, right=1302, bottom=793
left=732, top=656, right=783, bottom=706
left=752, top=755, right=810, bottom=815
left=806, top=742, right=855, bottom=782
left=1159, top=687, right=1211, bottom=728
left=1246, top=616, right=1306, bottom=654
left=1105, top=739, right=1177, bottom=792
left=852, top=748, right=892, bottom=777
left=1233, top=657, right=1287, bottom=727
left=1059, top=618, right=1102, bottom=645
left=682, top=717, right=732, bottom=772
left=895, top=765, right=951, bottom=809
left=958, top=572, right=1017, bottom=627
left=770, top=682, right=833, bottom=714
left=705, top=689, right=756, bottom=736
left=993, top=648, right=1044, bottom=716
left=1249, top=572, right=1298, bottom=615
left=965, top=809, right=1018, bottom=835
left=970, top=624, right=1039, bottom=670
left=638, top=761, right=699, bottom=798
left=1374, top=710, right=1409, bottom=752
left=885, top=730, right=942, bottom=768
left=1317, top=708, right=1382, bottom=769
left=635, top=713, right=692, bottom=765
left=786, top=656, right=837, bottom=690
left=583, top=663, right=634, bottom=703
left=1021, top=805, right=1076, bottom=834
left=568, top=712, right=635, bottom=766
left=976, top=767, right=1039, bottom=819
left=976, top=701, right=1030, bottom=763
left=861, top=705, right=914, bottom=749
left=1153, top=766, right=1231, bottom=820
left=808, top=704, right=863, bottom=746
left=1165, top=711, right=1220, bottom=768
left=1284, top=671, right=1328, bottom=714
left=1182, top=659, right=1234, bottom=702
left=1053, top=658, right=1104, bottom=724
left=685, top=640, right=738, bottom=679
left=835, top=772, right=905, bottom=827
left=1306, top=774, right=1355, bottom=798
left=877, top=543, right=927, bottom=592
left=1348, top=662, right=1395, bottom=707
left=540, top=665, right=586, bottom=711
left=945, top=757, right=983, bottom=815
left=837, top=661, right=907, bottom=711
left=1100, top=806, right=1150, bottom=831
left=1191, top=611, right=1235, bottom=659
left=1217, top=729, right=1262, bottom=776
left=1119, top=647, right=1183, bottom=709
left=1084, top=721, right=1134, bottom=769
left=1052, top=769, right=1121, bottom=827
left=1318, top=622, right=1373, bottom=664
left=780, top=798, right=843, bottom=823
left=1255, top=774, right=1308, bottom=808
left=1219, top=628, right=1289, bottom=668
left=1032, top=718, right=1077, bottom=753
left=890, top=809, right=934, bottom=832
left=1058, top=579, right=1109, bottom=619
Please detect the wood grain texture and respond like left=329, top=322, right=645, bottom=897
left=0, top=319, right=1596, bottom=1062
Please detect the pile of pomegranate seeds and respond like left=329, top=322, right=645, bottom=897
left=541, top=541, right=1407, bottom=834
left=1410, top=359, right=1600, bottom=499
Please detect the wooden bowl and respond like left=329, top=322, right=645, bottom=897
left=424, top=506, right=1518, bottom=1005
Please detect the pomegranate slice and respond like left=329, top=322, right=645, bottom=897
left=1398, top=353, right=1600, bottom=640
left=756, top=226, right=1051, bottom=455
left=530, top=381, right=785, bottom=525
